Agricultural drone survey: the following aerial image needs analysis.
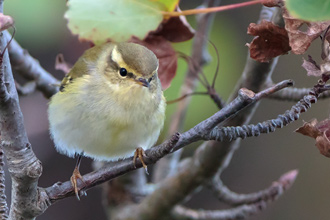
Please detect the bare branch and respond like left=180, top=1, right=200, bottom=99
left=211, top=170, right=298, bottom=206
left=208, top=87, right=226, bottom=109
left=4, top=31, right=59, bottom=98
left=172, top=202, right=267, bottom=220
left=0, top=3, right=45, bottom=219
left=167, top=92, right=209, bottom=105
left=267, top=86, right=330, bottom=101
left=15, top=80, right=37, bottom=96
left=171, top=170, right=297, bottom=220
left=205, top=80, right=328, bottom=142
left=45, top=133, right=180, bottom=202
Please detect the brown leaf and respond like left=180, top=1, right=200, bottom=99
left=262, top=0, right=283, bottom=7
left=295, top=119, right=320, bottom=138
left=247, top=20, right=291, bottom=62
left=130, top=35, right=177, bottom=90
left=302, top=55, right=322, bottom=77
left=55, top=54, right=72, bottom=75
left=321, top=26, right=330, bottom=61
left=296, top=118, right=330, bottom=158
left=282, top=7, right=330, bottom=54
left=316, top=134, right=330, bottom=157
left=0, top=13, right=14, bottom=31
left=315, top=118, right=330, bottom=132
left=151, top=7, right=195, bottom=43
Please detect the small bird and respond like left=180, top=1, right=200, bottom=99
left=48, top=42, right=166, bottom=198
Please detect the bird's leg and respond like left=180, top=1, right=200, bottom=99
left=70, top=153, right=86, bottom=200
left=133, top=147, right=149, bottom=175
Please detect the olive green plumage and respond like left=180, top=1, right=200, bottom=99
left=48, top=42, right=166, bottom=161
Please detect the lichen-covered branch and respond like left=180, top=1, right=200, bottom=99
left=4, top=31, right=59, bottom=98
left=205, top=81, right=327, bottom=142
left=211, top=170, right=298, bottom=206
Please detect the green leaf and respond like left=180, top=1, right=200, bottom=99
left=286, top=0, right=330, bottom=21
left=65, top=0, right=166, bottom=44
left=157, top=0, right=179, bottom=12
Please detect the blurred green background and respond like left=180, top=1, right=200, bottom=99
left=4, top=0, right=330, bottom=220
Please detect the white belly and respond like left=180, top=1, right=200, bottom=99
left=48, top=77, right=165, bottom=161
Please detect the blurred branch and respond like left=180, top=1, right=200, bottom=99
left=4, top=31, right=59, bottom=98
left=172, top=202, right=267, bottom=220
left=15, top=80, right=37, bottom=96
left=208, top=87, right=225, bottom=109
left=171, top=170, right=298, bottom=220
left=266, top=82, right=330, bottom=101
left=167, top=92, right=209, bottom=104
left=210, top=170, right=297, bottom=206
left=153, top=0, right=221, bottom=183
left=167, top=89, right=225, bottom=110
left=0, top=2, right=45, bottom=219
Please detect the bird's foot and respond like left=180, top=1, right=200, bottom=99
left=70, top=166, right=87, bottom=200
left=133, top=147, right=149, bottom=175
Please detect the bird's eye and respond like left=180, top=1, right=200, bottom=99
left=119, top=68, right=128, bottom=77
left=148, top=75, right=155, bottom=83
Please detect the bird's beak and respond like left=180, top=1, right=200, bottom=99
left=136, top=78, right=150, bottom=88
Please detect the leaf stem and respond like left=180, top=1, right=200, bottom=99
left=162, top=0, right=265, bottom=18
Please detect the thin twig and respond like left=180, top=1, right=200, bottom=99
left=267, top=86, right=330, bottom=101
left=171, top=171, right=298, bottom=220
left=177, top=52, right=209, bottom=88
left=210, top=170, right=298, bottom=206
left=172, top=170, right=298, bottom=220
left=162, top=0, right=264, bottom=17
left=208, top=87, right=226, bottom=109
left=4, top=31, right=59, bottom=98
left=172, top=202, right=267, bottom=220
left=167, top=92, right=209, bottom=104
left=210, top=40, right=220, bottom=88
